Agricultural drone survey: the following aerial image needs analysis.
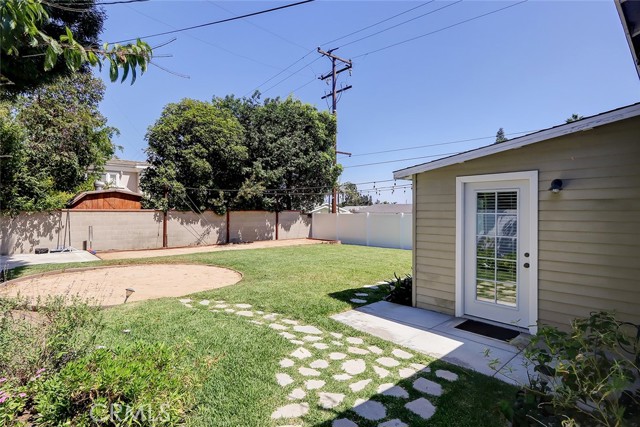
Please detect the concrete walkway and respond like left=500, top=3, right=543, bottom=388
left=332, top=301, right=531, bottom=385
left=97, top=238, right=327, bottom=260
left=1, top=250, right=100, bottom=269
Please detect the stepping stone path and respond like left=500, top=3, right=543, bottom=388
left=182, top=298, right=460, bottom=425
left=350, top=298, right=368, bottom=304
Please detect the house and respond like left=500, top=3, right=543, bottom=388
left=393, top=103, right=640, bottom=333
left=68, top=189, right=142, bottom=210
left=99, top=158, right=150, bottom=193
left=345, top=204, right=412, bottom=214
left=308, top=203, right=352, bottom=214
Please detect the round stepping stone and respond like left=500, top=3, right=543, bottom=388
left=287, top=388, right=306, bottom=400
left=249, top=319, right=263, bottom=325
left=184, top=304, right=193, bottom=308
left=304, top=379, right=325, bottom=390
left=376, top=357, right=400, bottom=368
left=235, top=303, right=252, bottom=309
left=373, top=366, right=390, bottom=378
left=350, top=299, right=367, bottom=304
left=346, top=337, right=364, bottom=345
left=318, top=392, right=345, bottom=409
left=255, top=310, right=264, bottom=315
left=224, top=308, right=235, bottom=313
left=279, top=358, right=295, bottom=368
left=213, top=304, right=227, bottom=308
left=236, top=311, right=253, bottom=317
left=333, top=374, right=352, bottom=381
left=303, top=335, right=322, bottom=342
left=271, top=403, right=309, bottom=419
left=412, top=378, right=443, bottom=396
left=312, top=343, right=329, bottom=350
left=199, top=300, right=210, bottom=306
left=367, top=346, right=384, bottom=355
left=310, top=359, right=329, bottom=369
left=290, top=340, right=305, bottom=345
left=299, top=367, right=321, bottom=377
left=330, top=332, right=344, bottom=339
left=348, top=347, right=369, bottom=355
left=210, top=309, right=220, bottom=313
left=342, top=359, right=366, bottom=375
left=333, top=419, right=357, bottom=427
left=179, top=298, right=192, bottom=303
left=329, top=352, right=347, bottom=360
left=398, top=368, right=417, bottom=379
left=379, top=419, right=408, bottom=427
left=354, top=293, right=368, bottom=297
left=435, top=369, right=459, bottom=381
left=349, top=379, right=372, bottom=392
left=270, top=323, right=288, bottom=330
left=263, top=314, right=278, bottom=320
left=377, top=383, right=409, bottom=398
left=213, top=300, right=225, bottom=303
left=405, top=397, right=436, bottom=420
left=352, top=399, right=386, bottom=421
left=410, top=363, right=429, bottom=372
left=280, top=332, right=296, bottom=339
left=281, top=319, right=299, bottom=325
left=291, top=347, right=312, bottom=359
left=294, top=325, right=322, bottom=335
left=276, top=373, right=294, bottom=387
left=391, top=349, right=413, bottom=360
left=332, top=341, right=344, bottom=346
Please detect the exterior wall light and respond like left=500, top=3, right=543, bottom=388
left=549, top=179, right=563, bottom=193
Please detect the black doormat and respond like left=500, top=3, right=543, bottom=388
left=455, top=319, right=520, bottom=342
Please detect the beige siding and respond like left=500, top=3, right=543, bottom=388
left=414, top=116, right=640, bottom=329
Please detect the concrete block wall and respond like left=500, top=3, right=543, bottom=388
left=278, top=211, right=312, bottom=240
left=229, top=211, right=276, bottom=243
left=168, top=211, right=226, bottom=246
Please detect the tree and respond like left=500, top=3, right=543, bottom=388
left=565, top=114, right=583, bottom=123
left=339, top=182, right=372, bottom=207
left=495, top=127, right=508, bottom=143
left=0, top=73, right=117, bottom=212
left=1, top=0, right=151, bottom=94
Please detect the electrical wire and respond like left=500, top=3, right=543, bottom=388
left=260, top=56, right=322, bottom=95
left=343, top=151, right=462, bottom=169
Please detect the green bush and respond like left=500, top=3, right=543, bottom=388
left=382, top=273, right=412, bottom=306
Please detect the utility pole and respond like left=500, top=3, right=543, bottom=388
left=318, top=47, right=352, bottom=214
left=163, top=184, right=168, bottom=248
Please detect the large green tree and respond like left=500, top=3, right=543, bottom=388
left=339, top=182, right=372, bottom=207
left=0, top=73, right=116, bottom=212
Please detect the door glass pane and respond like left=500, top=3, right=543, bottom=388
left=475, top=190, right=518, bottom=306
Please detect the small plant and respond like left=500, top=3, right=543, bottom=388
left=382, top=273, right=412, bottom=306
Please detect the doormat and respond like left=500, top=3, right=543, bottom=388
left=455, top=319, right=520, bottom=342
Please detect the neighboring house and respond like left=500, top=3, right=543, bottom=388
left=69, top=189, right=142, bottom=210
left=345, top=204, right=412, bottom=214
left=308, top=203, right=352, bottom=214
left=99, top=158, right=150, bottom=194
left=393, top=103, right=640, bottom=333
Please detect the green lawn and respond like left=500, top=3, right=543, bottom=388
left=8, top=244, right=515, bottom=426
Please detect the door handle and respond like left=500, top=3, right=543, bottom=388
left=523, top=263, right=530, bottom=268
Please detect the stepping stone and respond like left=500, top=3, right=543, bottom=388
left=330, top=332, right=344, bottom=339
left=290, top=340, right=305, bottom=345
left=249, top=320, right=263, bottom=325
left=391, top=349, right=414, bottom=360
left=373, top=366, right=390, bottom=378
left=412, top=378, right=443, bottom=396
left=298, top=367, right=321, bottom=377
left=377, top=383, right=409, bottom=398
left=368, top=346, right=384, bottom=355
left=294, top=325, right=323, bottom=335
left=379, top=420, right=408, bottom=427
left=318, top=392, right=345, bottom=409
left=410, top=363, right=429, bottom=373
left=354, top=293, right=368, bottom=297
left=270, top=323, right=288, bottom=330
left=332, top=341, right=344, bottom=346
left=184, top=304, right=193, bottom=308
left=348, top=347, right=369, bottom=355
left=281, top=319, right=299, bottom=325
left=304, top=379, right=325, bottom=390
left=333, top=374, right=352, bottom=381
left=291, top=347, right=312, bottom=360
left=279, top=358, right=295, bottom=368
left=333, top=419, right=357, bottom=427
left=376, top=357, right=400, bottom=368
left=287, top=388, right=306, bottom=400
left=280, top=332, right=296, bottom=339
left=224, top=308, right=235, bottom=313
left=213, top=300, right=225, bottom=304
left=276, top=373, right=294, bottom=387
left=350, top=299, right=367, bottom=304
left=235, top=303, right=252, bottom=309
left=398, top=368, right=417, bottom=379
left=236, top=311, right=253, bottom=317
left=210, top=309, right=221, bottom=313
left=199, top=300, right=210, bottom=306
left=213, top=304, right=227, bottom=308
left=349, top=379, right=372, bottom=392
left=263, top=314, right=278, bottom=320
left=352, top=399, right=386, bottom=421
left=179, top=299, right=192, bottom=303
left=271, top=403, right=309, bottom=419
left=303, top=335, right=322, bottom=342
left=405, top=398, right=436, bottom=420
left=310, top=360, right=329, bottom=369
left=346, top=337, right=364, bottom=345
left=329, top=352, right=347, bottom=360
left=342, top=359, right=366, bottom=375
left=435, top=369, right=459, bottom=381
left=312, top=343, right=329, bottom=350
left=255, top=310, right=264, bottom=315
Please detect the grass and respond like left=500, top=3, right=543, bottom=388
left=6, top=244, right=516, bottom=426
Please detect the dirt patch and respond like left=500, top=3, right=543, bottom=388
left=0, top=264, right=242, bottom=306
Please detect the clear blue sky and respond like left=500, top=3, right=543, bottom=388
left=97, top=0, right=640, bottom=203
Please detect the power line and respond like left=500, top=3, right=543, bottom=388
left=244, top=50, right=316, bottom=96
left=260, top=56, right=322, bottom=95
left=112, top=0, right=316, bottom=43
left=353, top=0, right=528, bottom=59
left=343, top=151, right=462, bottom=169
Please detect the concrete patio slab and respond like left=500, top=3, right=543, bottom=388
left=1, top=250, right=100, bottom=269
left=331, top=301, right=530, bottom=384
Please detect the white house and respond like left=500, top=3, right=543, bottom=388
left=99, top=158, right=150, bottom=193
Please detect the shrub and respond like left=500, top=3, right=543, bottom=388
left=382, top=273, right=412, bottom=306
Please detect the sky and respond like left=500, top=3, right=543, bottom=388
left=96, top=0, right=640, bottom=204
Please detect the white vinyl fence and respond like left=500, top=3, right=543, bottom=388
left=312, top=213, right=412, bottom=250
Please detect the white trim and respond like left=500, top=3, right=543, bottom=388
left=412, top=175, right=418, bottom=308
left=455, top=171, right=538, bottom=334
left=394, top=103, right=640, bottom=179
